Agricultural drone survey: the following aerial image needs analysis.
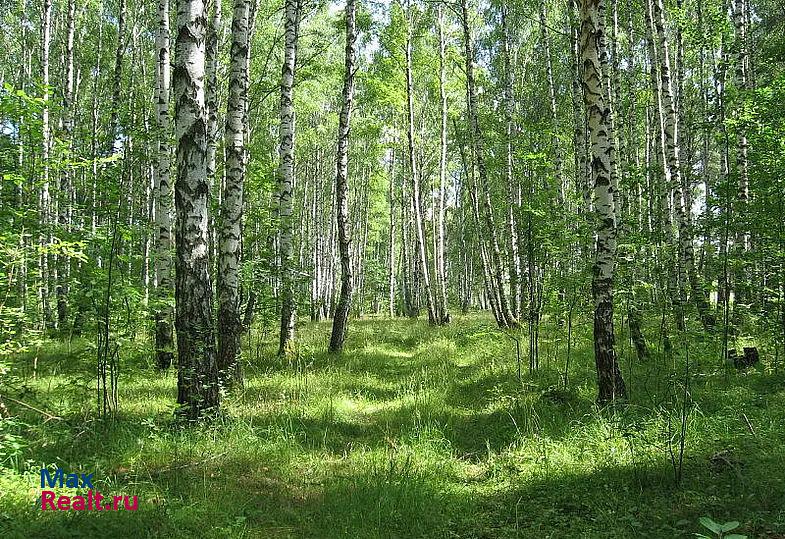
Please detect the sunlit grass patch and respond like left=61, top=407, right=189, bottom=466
left=2, top=314, right=785, bottom=537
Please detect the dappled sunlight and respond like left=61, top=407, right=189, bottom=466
left=3, top=316, right=785, bottom=537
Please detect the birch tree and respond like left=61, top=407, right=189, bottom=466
left=500, top=5, right=521, bottom=321
left=460, top=0, right=517, bottom=329
left=329, top=0, right=358, bottom=352
left=277, top=0, right=299, bottom=356
left=205, top=0, right=222, bottom=189
left=731, top=0, right=750, bottom=310
left=174, top=0, right=220, bottom=419
left=39, top=0, right=53, bottom=330
left=56, top=0, right=77, bottom=330
left=217, top=0, right=252, bottom=385
left=649, top=0, right=712, bottom=327
left=108, top=0, right=126, bottom=149
left=404, top=3, right=437, bottom=326
left=435, top=4, right=450, bottom=324
left=154, top=0, right=175, bottom=370
left=579, top=0, right=626, bottom=402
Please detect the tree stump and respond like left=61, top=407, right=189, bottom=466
left=728, top=347, right=760, bottom=368
left=742, top=347, right=760, bottom=367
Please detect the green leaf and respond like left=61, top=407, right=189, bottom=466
left=724, top=535, right=747, bottom=539
left=699, top=517, right=723, bottom=534
left=720, top=522, right=740, bottom=532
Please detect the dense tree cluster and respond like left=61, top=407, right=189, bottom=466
left=1, top=0, right=783, bottom=417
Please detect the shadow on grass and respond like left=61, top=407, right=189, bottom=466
left=9, top=446, right=780, bottom=539
left=6, top=315, right=785, bottom=538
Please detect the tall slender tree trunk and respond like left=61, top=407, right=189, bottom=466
left=16, top=11, right=30, bottom=318
left=435, top=4, right=449, bottom=324
left=56, top=0, right=77, bottom=331
left=501, top=5, right=521, bottom=322
left=108, top=0, right=126, bottom=150
left=277, top=0, right=300, bottom=356
left=174, top=0, right=220, bottom=420
left=206, top=0, right=222, bottom=183
left=455, top=119, right=502, bottom=326
left=731, top=0, right=750, bottom=311
left=206, top=0, right=222, bottom=271
left=400, top=165, right=414, bottom=317
left=388, top=149, right=396, bottom=317
left=218, top=0, right=252, bottom=386
left=329, top=0, right=358, bottom=352
left=650, top=0, right=711, bottom=327
left=90, top=22, right=103, bottom=241
left=460, top=0, right=516, bottom=329
left=39, top=0, right=53, bottom=331
left=404, top=7, right=437, bottom=326
left=154, top=0, right=175, bottom=370
left=540, top=0, right=564, bottom=201
left=569, top=0, right=590, bottom=214
left=579, top=0, right=626, bottom=402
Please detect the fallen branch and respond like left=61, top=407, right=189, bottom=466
left=146, top=451, right=230, bottom=476
left=742, top=413, right=756, bottom=435
left=2, top=394, right=63, bottom=421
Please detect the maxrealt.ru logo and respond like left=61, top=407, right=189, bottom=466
left=39, top=468, right=138, bottom=511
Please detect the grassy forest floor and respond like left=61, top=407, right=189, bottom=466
left=1, top=313, right=784, bottom=538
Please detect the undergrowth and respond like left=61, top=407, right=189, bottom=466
left=1, top=314, right=783, bottom=538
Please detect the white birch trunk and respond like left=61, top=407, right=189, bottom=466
left=39, top=0, right=53, bottom=330
left=579, top=0, right=626, bottom=402
left=460, top=0, right=517, bottom=329
left=501, top=5, right=521, bottom=322
left=404, top=7, right=437, bottom=326
left=277, top=0, right=299, bottom=356
left=154, top=0, right=175, bottom=370
left=329, top=0, right=358, bottom=352
left=435, top=4, right=449, bottom=324
left=174, top=0, right=220, bottom=419
left=218, top=0, right=251, bottom=386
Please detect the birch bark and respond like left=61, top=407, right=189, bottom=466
left=435, top=4, right=449, bottom=324
left=154, top=0, right=175, bottom=370
left=329, top=0, right=358, bottom=352
left=40, top=0, right=53, bottom=329
left=579, top=0, right=626, bottom=402
left=174, top=0, right=220, bottom=419
left=404, top=7, right=437, bottom=326
left=218, top=0, right=252, bottom=385
left=460, top=0, right=516, bottom=328
left=277, top=0, right=300, bottom=356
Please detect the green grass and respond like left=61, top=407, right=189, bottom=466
left=1, top=314, right=784, bottom=538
